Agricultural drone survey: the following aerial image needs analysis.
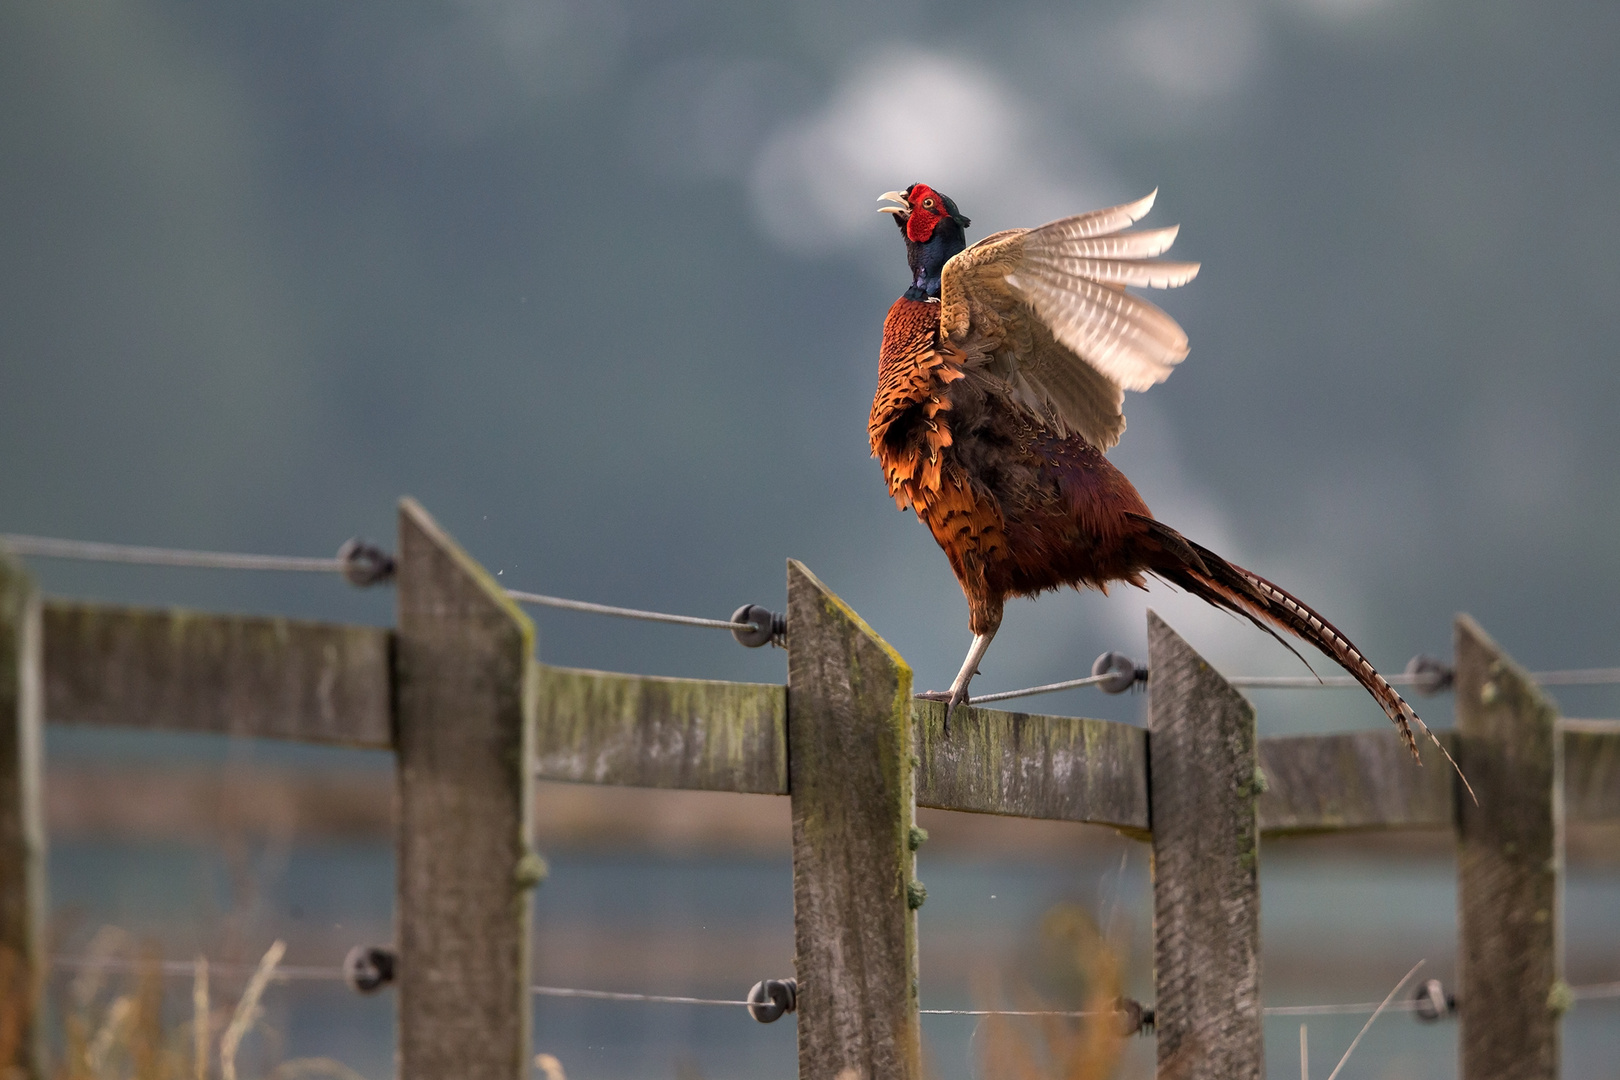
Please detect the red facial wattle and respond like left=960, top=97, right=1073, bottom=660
left=904, top=184, right=946, bottom=243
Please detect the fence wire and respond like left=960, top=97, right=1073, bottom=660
left=0, top=534, right=344, bottom=573
left=10, top=529, right=1620, bottom=689
left=48, top=955, right=1620, bottom=1020
left=504, top=589, right=756, bottom=632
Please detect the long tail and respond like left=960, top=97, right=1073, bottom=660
left=1128, top=513, right=1457, bottom=777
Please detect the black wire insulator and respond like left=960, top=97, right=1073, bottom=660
left=747, top=977, right=797, bottom=1023
left=343, top=945, right=397, bottom=993
left=338, top=538, right=396, bottom=587
left=1114, top=996, right=1142, bottom=1036
left=1404, top=655, right=1455, bottom=696
left=732, top=605, right=786, bottom=649
left=1091, top=651, right=1147, bottom=694
left=1114, top=996, right=1154, bottom=1036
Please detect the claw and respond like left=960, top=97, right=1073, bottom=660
left=916, top=688, right=967, bottom=736
left=944, top=687, right=971, bottom=734
left=931, top=631, right=996, bottom=738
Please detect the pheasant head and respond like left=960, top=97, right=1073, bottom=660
left=879, top=184, right=971, bottom=300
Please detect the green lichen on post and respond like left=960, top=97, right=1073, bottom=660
left=400, top=497, right=535, bottom=655
left=40, top=600, right=394, bottom=746
left=786, top=559, right=921, bottom=1080
left=912, top=699, right=1149, bottom=830
left=513, top=851, right=549, bottom=890
left=535, top=663, right=787, bottom=793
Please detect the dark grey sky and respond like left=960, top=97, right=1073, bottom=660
left=5, top=0, right=1618, bottom=738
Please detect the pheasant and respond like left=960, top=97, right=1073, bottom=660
left=871, top=183, right=1440, bottom=762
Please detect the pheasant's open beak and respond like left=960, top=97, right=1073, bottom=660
left=877, top=190, right=909, bottom=216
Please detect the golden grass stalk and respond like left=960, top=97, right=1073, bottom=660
left=219, top=941, right=285, bottom=1080
left=1322, top=961, right=1424, bottom=1080
left=130, top=948, right=165, bottom=1080
left=193, top=958, right=210, bottom=1080
left=85, top=997, right=132, bottom=1076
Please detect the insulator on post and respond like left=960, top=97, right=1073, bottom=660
left=1114, top=996, right=1155, bottom=1036
left=343, top=945, right=397, bottom=994
left=746, top=977, right=798, bottom=1023
left=338, top=538, right=396, bottom=587
left=1091, top=651, right=1146, bottom=694
left=1404, top=654, right=1454, bottom=696
left=731, top=604, right=786, bottom=649
left=1412, top=978, right=1455, bottom=1022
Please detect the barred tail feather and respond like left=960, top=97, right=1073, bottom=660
left=1128, top=514, right=1471, bottom=796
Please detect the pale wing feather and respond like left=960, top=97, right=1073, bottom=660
left=1005, top=272, right=1188, bottom=391
left=1043, top=225, right=1181, bottom=260
left=1040, top=189, right=1159, bottom=239
left=938, top=190, right=1195, bottom=446
left=1021, top=254, right=1201, bottom=289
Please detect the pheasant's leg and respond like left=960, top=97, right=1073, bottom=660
left=916, top=631, right=998, bottom=732
left=944, top=630, right=995, bottom=715
left=918, top=580, right=1004, bottom=726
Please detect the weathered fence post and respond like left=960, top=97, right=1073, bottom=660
left=787, top=561, right=921, bottom=1080
left=394, top=499, right=539, bottom=1080
left=1147, top=611, right=1263, bottom=1080
left=1454, top=615, right=1563, bottom=1080
left=0, top=551, right=46, bottom=1080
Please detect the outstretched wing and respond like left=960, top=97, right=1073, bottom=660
left=939, top=190, right=1199, bottom=449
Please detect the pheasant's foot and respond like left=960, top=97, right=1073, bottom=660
left=917, top=688, right=973, bottom=731
left=930, top=631, right=997, bottom=736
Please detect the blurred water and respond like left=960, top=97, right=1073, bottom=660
left=45, top=837, right=1619, bottom=1080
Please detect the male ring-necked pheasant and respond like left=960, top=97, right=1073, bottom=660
left=871, top=184, right=1436, bottom=761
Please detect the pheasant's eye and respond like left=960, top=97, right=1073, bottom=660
left=922, top=198, right=936, bottom=209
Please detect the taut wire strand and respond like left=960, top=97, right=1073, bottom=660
left=504, top=589, right=756, bottom=632
left=48, top=955, right=1620, bottom=1015
left=0, top=534, right=342, bottom=573
left=969, top=673, right=1111, bottom=705
left=974, top=664, right=1620, bottom=705
left=531, top=986, right=752, bottom=1006
left=9, top=530, right=1620, bottom=671
left=0, top=530, right=765, bottom=634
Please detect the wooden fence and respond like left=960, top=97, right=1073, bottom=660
left=3, top=498, right=1618, bottom=1080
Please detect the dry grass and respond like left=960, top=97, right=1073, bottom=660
left=972, top=904, right=1129, bottom=1080
left=31, top=934, right=366, bottom=1080
left=2, top=943, right=34, bottom=1080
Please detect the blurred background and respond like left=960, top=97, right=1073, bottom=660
left=2, top=0, right=1617, bottom=1077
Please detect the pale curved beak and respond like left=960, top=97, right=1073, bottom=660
left=877, top=190, right=909, bottom=215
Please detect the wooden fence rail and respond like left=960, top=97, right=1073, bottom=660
left=4, top=499, right=1619, bottom=1080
